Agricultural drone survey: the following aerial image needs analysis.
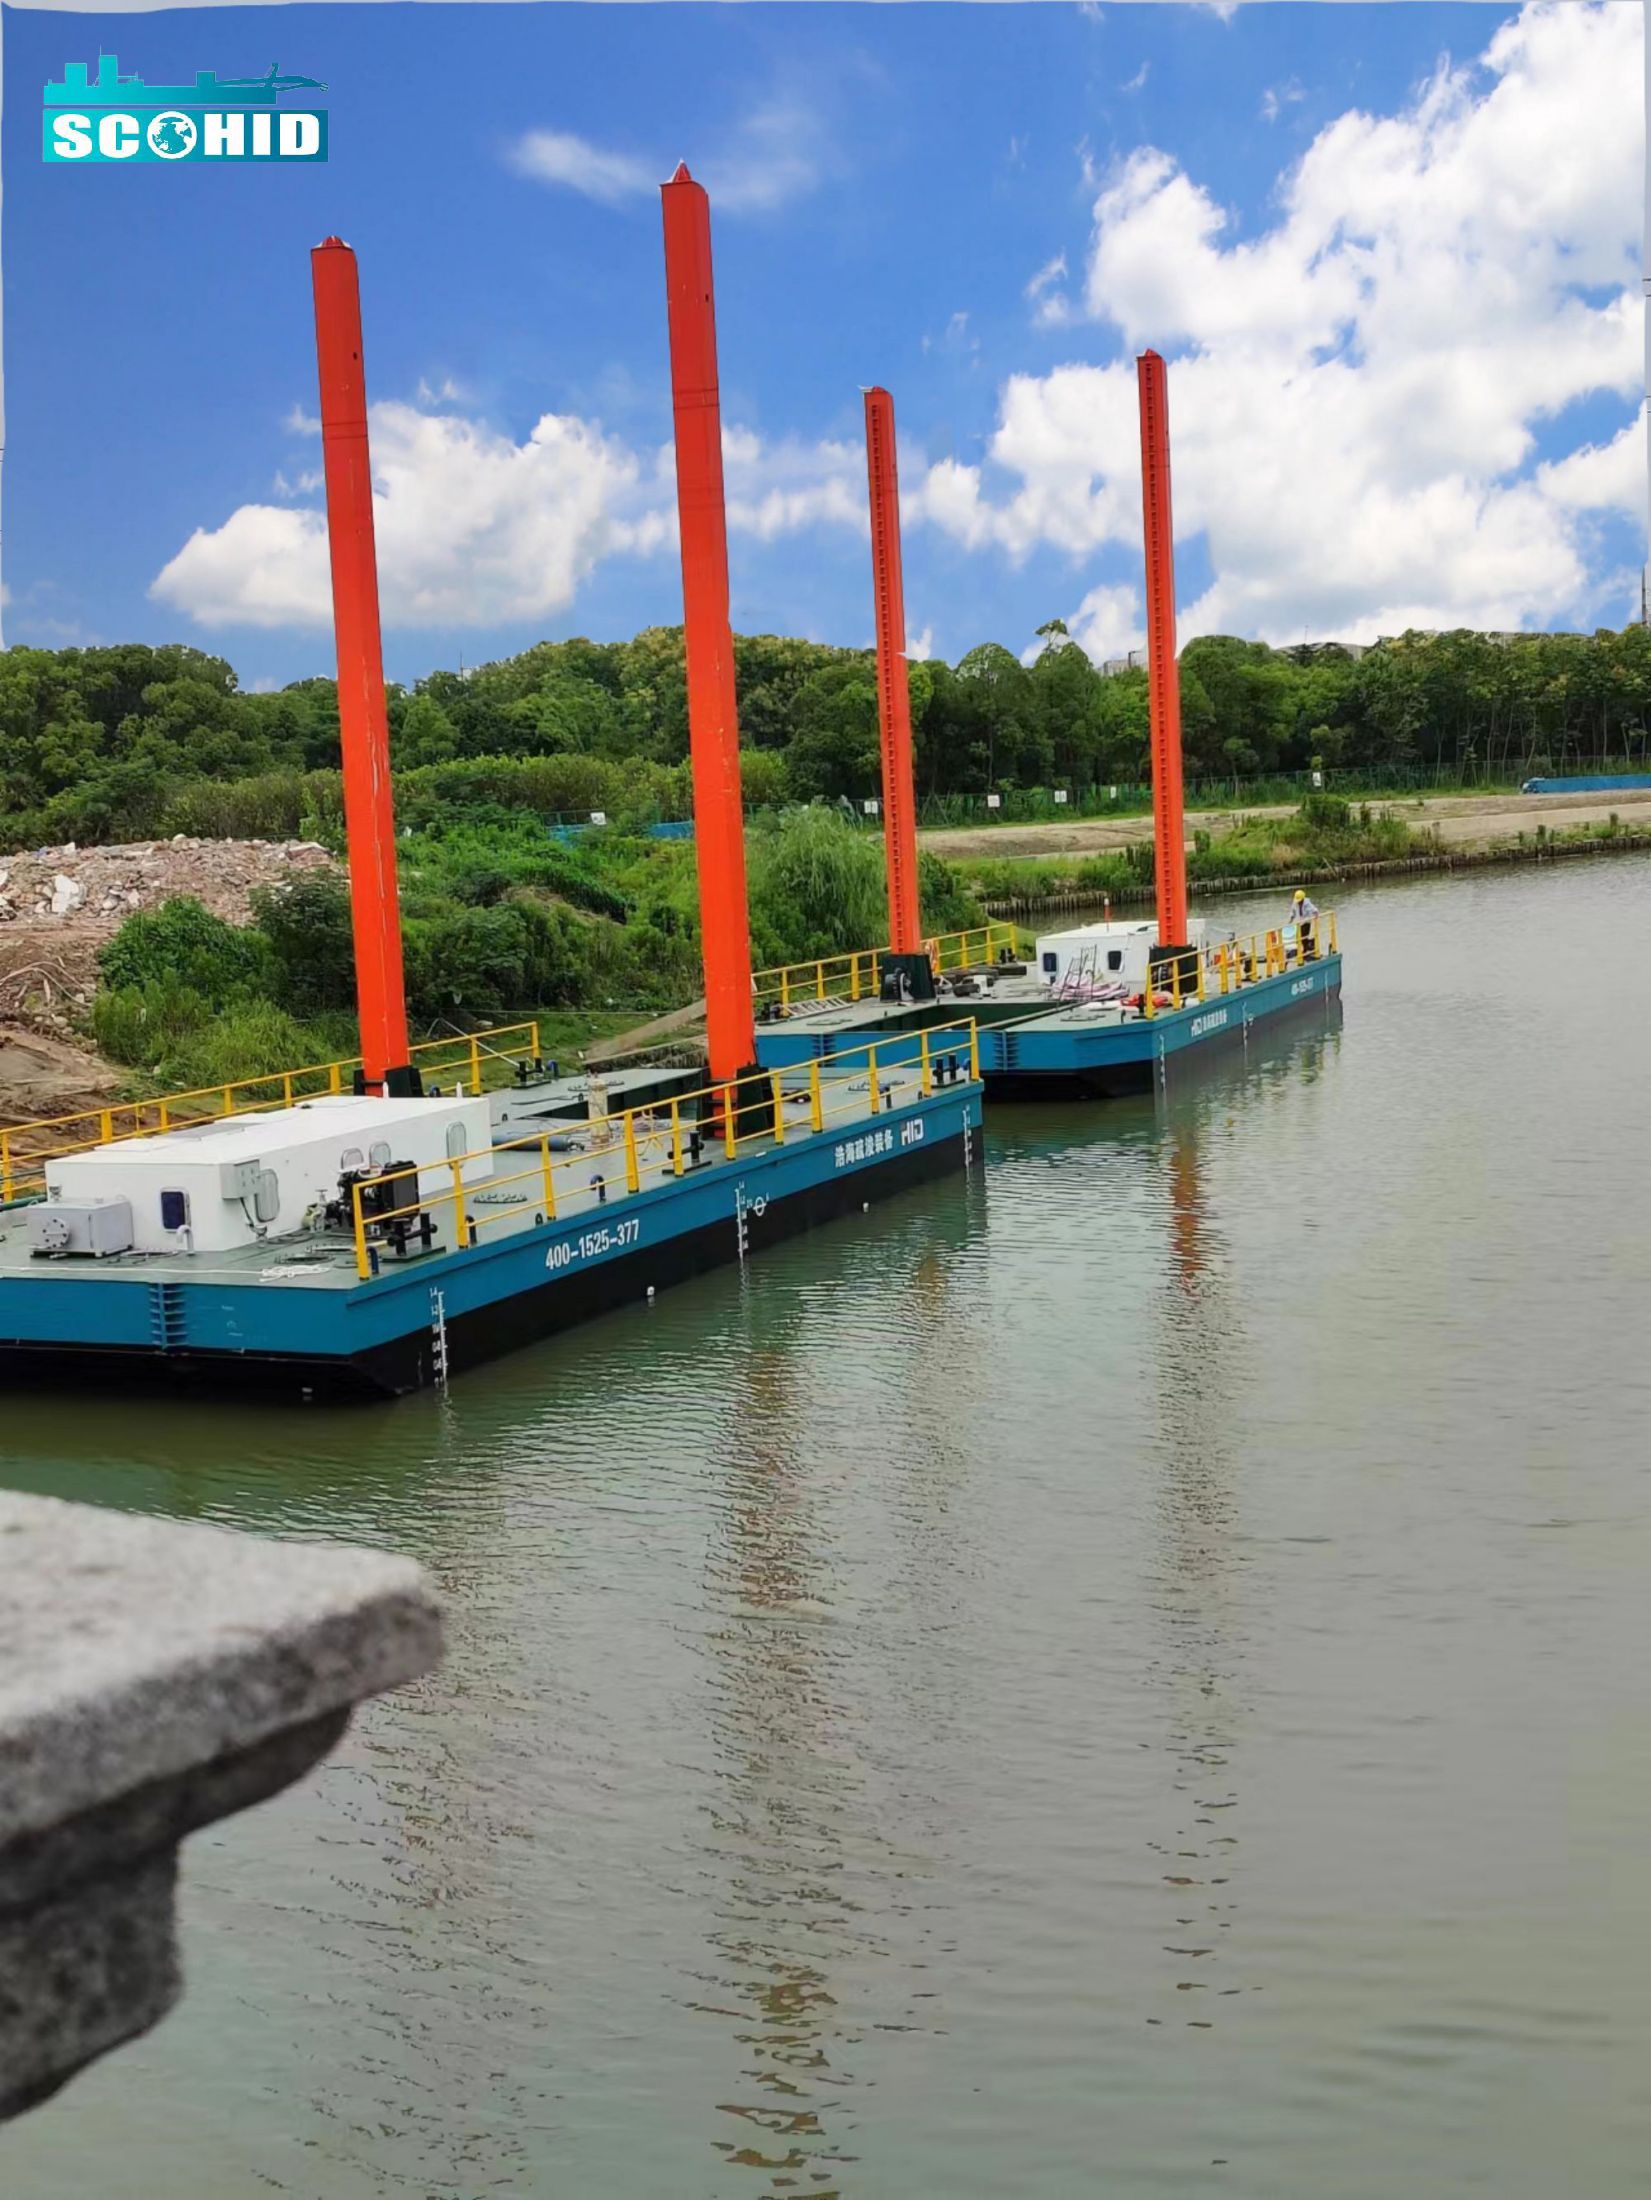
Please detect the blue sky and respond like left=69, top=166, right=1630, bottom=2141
left=4, top=1, right=1645, bottom=687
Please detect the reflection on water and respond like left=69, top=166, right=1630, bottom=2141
left=6, top=864, right=1651, bottom=2199
left=701, top=1340, right=864, bottom=2191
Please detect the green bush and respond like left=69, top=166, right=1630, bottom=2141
left=97, top=897, right=272, bottom=1008
left=161, top=774, right=311, bottom=841
left=403, top=902, right=590, bottom=1022
left=149, top=1002, right=332, bottom=1091
left=746, top=809, right=885, bottom=963
left=917, top=848, right=984, bottom=937
left=1299, top=792, right=1353, bottom=834
left=250, top=872, right=358, bottom=1016
left=89, top=981, right=212, bottom=1070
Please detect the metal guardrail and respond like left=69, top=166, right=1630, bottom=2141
left=1138, top=910, right=1339, bottom=1019
left=752, top=922, right=1018, bottom=1013
left=349, top=1017, right=983, bottom=1280
left=0, top=1022, right=545, bottom=1207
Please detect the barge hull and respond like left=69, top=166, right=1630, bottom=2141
left=0, top=1093, right=978, bottom=1401
left=981, top=956, right=1342, bottom=1099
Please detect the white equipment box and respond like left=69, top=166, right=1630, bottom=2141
left=42, top=1093, right=493, bottom=1256
left=1034, top=917, right=1209, bottom=992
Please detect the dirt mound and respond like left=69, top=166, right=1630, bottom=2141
left=0, top=1024, right=118, bottom=1131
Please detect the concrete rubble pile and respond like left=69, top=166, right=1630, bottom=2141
left=0, top=835, right=335, bottom=929
left=0, top=837, right=338, bottom=1038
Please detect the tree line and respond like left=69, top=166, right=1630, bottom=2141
left=4, top=622, right=1650, bottom=849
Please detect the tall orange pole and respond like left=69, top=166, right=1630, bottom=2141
left=864, top=387, right=921, bottom=956
left=1137, top=349, right=1189, bottom=950
left=661, top=165, right=756, bottom=1084
left=311, top=236, right=414, bottom=1095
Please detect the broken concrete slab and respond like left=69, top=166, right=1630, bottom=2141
left=0, top=1492, right=442, bottom=2120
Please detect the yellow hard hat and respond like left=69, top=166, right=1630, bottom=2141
left=1293, top=889, right=1306, bottom=902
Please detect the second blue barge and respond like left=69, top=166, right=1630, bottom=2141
left=753, top=913, right=1343, bottom=1099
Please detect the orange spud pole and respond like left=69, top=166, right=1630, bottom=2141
left=864, top=386, right=921, bottom=955
left=1137, top=349, right=1189, bottom=950
left=661, top=166, right=756, bottom=1085
left=311, top=236, right=412, bottom=1092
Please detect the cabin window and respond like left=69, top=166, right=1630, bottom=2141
left=340, top=1146, right=364, bottom=1171
left=369, top=1140, right=392, bottom=1167
left=445, top=1122, right=468, bottom=1160
left=1042, top=952, right=1058, bottom=973
left=254, top=1169, right=280, bottom=1225
left=1108, top=950, right=1123, bottom=971
left=160, top=1189, right=189, bottom=1231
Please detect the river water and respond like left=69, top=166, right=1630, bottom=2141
left=5, top=857, right=1651, bottom=2198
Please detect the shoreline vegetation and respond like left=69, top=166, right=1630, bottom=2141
left=3, top=626, right=1651, bottom=1105
left=962, top=804, right=1651, bottom=917
left=32, top=800, right=1648, bottom=1115
left=976, top=818, right=1651, bottom=918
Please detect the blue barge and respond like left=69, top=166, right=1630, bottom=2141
left=976, top=951, right=1340, bottom=1097
left=753, top=914, right=1343, bottom=1099
left=0, top=1038, right=982, bottom=1399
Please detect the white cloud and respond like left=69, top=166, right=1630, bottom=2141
left=908, top=626, right=935, bottom=662
left=923, top=312, right=982, bottom=358
left=152, top=404, right=871, bottom=630
left=505, top=128, right=654, bottom=206
left=1026, top=249, right=1074, bottom=330
left=153, top=405, right=669, bottom=630
left=504, top=99, right=828, bottom=217
left=1537, top=421, right=1644, bottom=516
left=1260, top=78, right=1305, bottom=124
left=1068, top=584, right=1145, bottom=665
left=722, top=430, right=865, bottom=541
left=1122, top=62, right=1150, bottom=94
left=915, top=1, right=1647, bottom=649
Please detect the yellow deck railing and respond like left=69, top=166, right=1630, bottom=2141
left=1139, top=910, right=1338, bottom=1019
left=753, top=922, right=1018, bottom=1014
left=0, top=1022, right=545, bottom=1208
left=349, top=1017, right=983, bottom=1280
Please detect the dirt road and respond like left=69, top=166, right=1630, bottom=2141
left=920, top=785, right=1651, bottom=861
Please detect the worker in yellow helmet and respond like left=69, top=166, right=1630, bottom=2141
left=1289, top=886, right=1319, bottom=960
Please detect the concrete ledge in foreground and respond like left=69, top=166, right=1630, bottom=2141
left=0, top=1491, right=442, bottom=2120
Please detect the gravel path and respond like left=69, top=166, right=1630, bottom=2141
left=920, top=785, right=1651, bottom=860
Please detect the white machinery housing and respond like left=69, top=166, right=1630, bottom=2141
left=1034, top=918, right=1209, bottom=992
left=41, top=1093, right=493, bottom=1256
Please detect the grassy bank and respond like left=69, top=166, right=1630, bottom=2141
left=958, top=794, right=1421, bottom=906
left=966, top=804, right=1651, bottom=916
left=74, top=807, right=984, bottom=1101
